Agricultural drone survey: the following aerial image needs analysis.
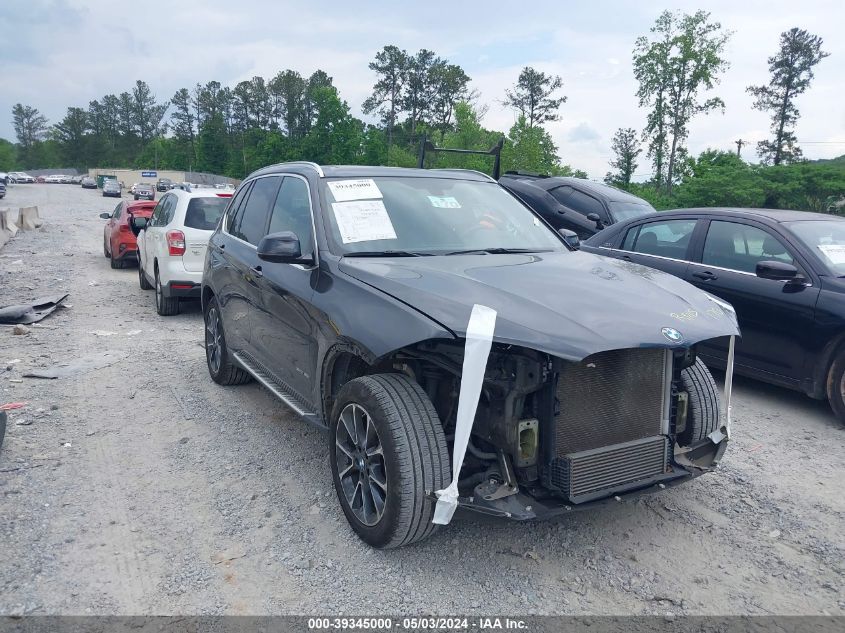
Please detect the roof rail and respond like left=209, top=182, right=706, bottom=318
left=432, top=168, right=496, bottom=183
left=417, top=135, right=505, bottom=179
left=281, top=161, right=325, bottom=177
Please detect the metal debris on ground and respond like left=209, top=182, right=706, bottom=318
left=0, top=294, right=69, bottom=325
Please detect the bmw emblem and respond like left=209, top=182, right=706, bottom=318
left=661, top=327, right=684, bottom=343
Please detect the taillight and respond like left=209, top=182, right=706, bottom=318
left=119, top=224, right=130, bottom=233
left=166, top=230, right=186, bottom=256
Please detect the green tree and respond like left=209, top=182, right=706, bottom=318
left=196, top=113, right=229, bottom=175
left=0, top=138, right=17, bottom=171
left=11, top=103, right=49, bottom=167
left=634, top=11, right=731, bottom=194
left=604, top=127, right=641, bottom=189
left=132, top=80, right=167, bottom=144
left=402, top=49, right=438, bottom=139
left=301, top=86, right=363, bottom=164
left=362, top=45, right=409, bottom=151
left=502, top=115, right=561, bottom=175
left=269, top=70, right=308, bottom=139
left=429, top=62, right=471, bottom=138
left=52, top=107, right=89, bottom=167
left=747, top=28, right=829, bottom=165
left=170, top=88, right=196, bottom=169
left=503, top=67, right=566, bottom=128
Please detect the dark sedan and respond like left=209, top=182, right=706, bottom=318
left=583, top=207, right=845, bottom=422
left=102, top=180, right=122, bottom=198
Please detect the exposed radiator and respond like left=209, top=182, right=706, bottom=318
left=547, top=348, right=671, bottom=501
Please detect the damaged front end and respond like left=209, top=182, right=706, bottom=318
left=398, top=333, right=735, bottom=522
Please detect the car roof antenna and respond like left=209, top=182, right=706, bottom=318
left=416, top=134, right=504, bottom=180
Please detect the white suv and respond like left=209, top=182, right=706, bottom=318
left=135, top=189, right=232, bottom=315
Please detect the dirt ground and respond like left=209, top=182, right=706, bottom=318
left=0, top=183, right=843, bottom=617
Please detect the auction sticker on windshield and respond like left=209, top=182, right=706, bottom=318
left=332, top=200, right=397, bottom=243
left=428, top=195, right=461, bottom=208
left=327, top=178, right=382, bottom=202
left=817, top=244, right=845, bottom=264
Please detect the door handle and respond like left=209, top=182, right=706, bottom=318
left=692, top=270, right=718, bottom=281
left=620, top=254, right=632, bottom=260
left=250, top=265, right=263, bottom=277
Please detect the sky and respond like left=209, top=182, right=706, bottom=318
left=1, top=0, right=844, bottom=179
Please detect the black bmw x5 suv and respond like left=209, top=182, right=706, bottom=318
left=201, top=163, right=739, bottom=548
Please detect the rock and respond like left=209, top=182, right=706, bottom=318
left=12, top=324, right=30, bottom=335
left=15, top=417, right=33, bottom=426
left=768, top=529, right=781, bottom=539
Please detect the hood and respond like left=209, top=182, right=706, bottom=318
left=339, top=251, right=739, bottom=361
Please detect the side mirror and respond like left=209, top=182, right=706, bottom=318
left=130, top=216, right=148, bottom=237
left=99, top=213, right=111, bottom=220
left=586, top=212, right=605, bottom=229
left=257, top=231, right=314, bottom=265
left=559, top=228, right=580, bottom=250
left=756, top=260, right=800, bottom=282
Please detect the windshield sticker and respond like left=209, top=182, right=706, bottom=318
left=327, top=179, right=382, bottom=202
left=817, top=244, right=845, bottom=265
left=332, top=200, right=397, bottom=243
left=427, top=195, right=461, bottom=209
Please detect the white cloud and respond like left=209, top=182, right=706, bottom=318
left=1, top=0, right=842, bottom=178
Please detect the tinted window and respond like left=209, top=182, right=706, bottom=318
left=149, top=199, right=165, bottom=226
left=267, top=177, right=313, bottom=256
left=550, top=186, right=605, bottom=217
left=622, top=219, right=697, bottom=259
left=224, top=182, right=253, bottom=233
left=184, top=197, right=228, bottom=230
left=607, top=201, right=656, bottom=222
left=702, top=221, right=794, bottom=274
left=787, top=219, right=845, bottom=275
left=112, top=202, right=123, bottom=219
left=231, top=176, right=281, bottom=245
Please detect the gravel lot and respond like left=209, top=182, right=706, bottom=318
left=1, top=183, right=843, bottom=617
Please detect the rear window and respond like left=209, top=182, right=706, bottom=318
left=185, top=197, right=228, bottom=230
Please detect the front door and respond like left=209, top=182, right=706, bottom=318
left=250, top=175, right=319, bottom=406
left=686, top=219, right=819, bottom=383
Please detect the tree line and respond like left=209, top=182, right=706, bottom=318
left=3, top=10, right=842, bottom=212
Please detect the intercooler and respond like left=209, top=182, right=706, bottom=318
left=546, top=348, right=672, bottom=502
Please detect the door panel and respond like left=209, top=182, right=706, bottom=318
left=687, top=220, right=819, bottom=381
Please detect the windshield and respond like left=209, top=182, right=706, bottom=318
left=607, top=201, right=656, bottom=222
left=320, top=177, right=564, bottom=255
left=787, top=219, right=845, bottom=275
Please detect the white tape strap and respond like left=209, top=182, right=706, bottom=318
left=433, top=304, right=497, bottom=525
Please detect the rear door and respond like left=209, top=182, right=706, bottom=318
left=217, top=176, right=281, bottom=351
left=607, top=217, right=700, bottom=279
left=181, top=196, right=230, bottom=272
left=146, top=194, right=176, bottom=269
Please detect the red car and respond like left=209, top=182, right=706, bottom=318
left=100, top=200, right=157, bottom=269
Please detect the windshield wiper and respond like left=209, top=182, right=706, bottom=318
left=443, top=247, right=550, bottom=255
left=344, top=250, right=432, bottom=258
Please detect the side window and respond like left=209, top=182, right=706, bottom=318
left=149, top=200, right=165, bottom=226
left=267, top=177, right=313, bottom=256
left=550, top=186, right=605, bottom=218
left=163, top=196, right=177, bottom=225
left=702, top=221, right=794, bottom=274
left=112, top=203, right=123, bottom=219
left=230, top=176, right=281, bottom=245
left=224, top=182, right=253, bottom=233
left=624, top=219, right=697, bottom=259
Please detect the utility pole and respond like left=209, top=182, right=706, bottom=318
left=735, top=139, right=745, bottom=157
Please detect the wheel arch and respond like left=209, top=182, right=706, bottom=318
left=812, top=330, right=845, bottom=399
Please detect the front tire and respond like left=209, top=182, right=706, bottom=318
left=154, top=268, right=180, bottom=316
left=679, top=358, right=721, bottom=445
left=204, top=296, right=251, bottom=385
left=330, top=374, right=450, bottom=549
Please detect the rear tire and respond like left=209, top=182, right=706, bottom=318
left=330, top=374, right=450, bottom=549
left=154, top=268, right=180, bottom=316
left=110, top=252, right=123, bottom=269
left=679, top=358, right=721, bottom=445
left=204, top=296, right=251, bottom=386
left=825, top=352, right=845, bottom=425
left=138, top=258, right=153, bottom=290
